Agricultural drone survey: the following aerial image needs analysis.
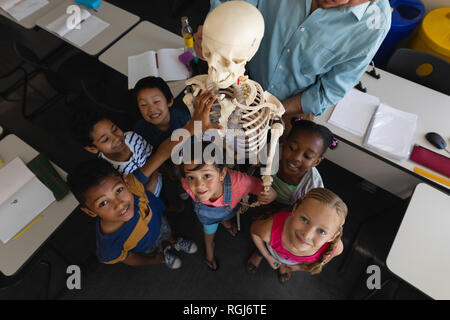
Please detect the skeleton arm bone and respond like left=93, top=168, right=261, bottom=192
left=261, top=122, right=284, bottom=191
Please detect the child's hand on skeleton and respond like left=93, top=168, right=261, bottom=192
left=257, top=186, right=277, bottom=205
left=192, top=90, right=223, bottom=132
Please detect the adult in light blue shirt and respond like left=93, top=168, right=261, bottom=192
left=195, top=0, right=391, bottom=117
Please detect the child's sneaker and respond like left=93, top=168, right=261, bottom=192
left=163, top=247, right=182, bottom=269
left=173, top=237, right=198, bottom=254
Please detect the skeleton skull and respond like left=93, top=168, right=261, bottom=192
left=202, top=1, right=264, bottom=89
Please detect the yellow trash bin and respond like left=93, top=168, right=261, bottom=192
left=410, top=8, right=450, bottom=62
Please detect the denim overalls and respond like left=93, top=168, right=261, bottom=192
left=193, top=172, right=240, bottom=226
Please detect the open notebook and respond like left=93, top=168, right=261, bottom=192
left=0, top=157, right=55, bottom=244
left=0, top=0, right=48, bottom=21
left=128, top=48, right=190, bottom=89
left=46, top=8, right=109, bottom=47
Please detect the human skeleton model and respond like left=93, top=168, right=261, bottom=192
left=183, top=1, right=285, bottom=228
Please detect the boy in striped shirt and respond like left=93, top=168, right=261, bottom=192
left=71, top=111, right=162, bottom=196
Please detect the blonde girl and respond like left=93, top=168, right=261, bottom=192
left=248, top=187, right=347, bottom=283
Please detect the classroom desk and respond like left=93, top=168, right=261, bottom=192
left=386, top=183, right=450, bottom=300
left=315, top=68, right=450, bottom=198
left=98, top=20, right=187, bottom=97
left=36, top=0, right=139, bottom=56
left=0, top=134, right=78, bottom=276
left=0, top=0, right=62, bottom=29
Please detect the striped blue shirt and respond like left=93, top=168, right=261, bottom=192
left=209, top=0, right=391, bottom=115
left=99, top=131, right=152, bottom=175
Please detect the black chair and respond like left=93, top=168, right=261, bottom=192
left=13, top=42, right=102, bottom=120
left=338, top=195, right=408, bottom=271
left=81, top=66, right=140, bottom=130
left=339, top=198, right=420, bottom=299
left=386, top=48, right=450, bottom=95
left=0, top=37, right=27, bottom=103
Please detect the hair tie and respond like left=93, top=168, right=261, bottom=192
left=331, top=139, right=338, bottom=147
left=295, top=117, right=303, bottom=122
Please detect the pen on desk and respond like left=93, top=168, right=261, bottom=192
left=413, top=167, right=450, bottom=187
left=12, top=215, right=43, bottom=241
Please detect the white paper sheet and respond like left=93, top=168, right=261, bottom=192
left=1, top=0, right=48, bottom=21
left=363, top=103, right=418, bottom=160
left=0, top=0, right=21, bottom=11
left=46, top=8, right=91, bottom=37
left=0, top=157, right=35, bottom=205
left=157, top=48, right=190, bottom=82
left=127, top=51, right=158, bottom=89
left=46, top=9, right=108, bottom=47
left=328, top=88, right=380, bottom=137
left=64, top=14, right=109, bottom=47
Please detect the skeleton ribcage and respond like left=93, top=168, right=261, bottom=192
left=208, top=80, right=272, bottom=160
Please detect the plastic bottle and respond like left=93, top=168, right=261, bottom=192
left=181, top=16, right=194, bottom=54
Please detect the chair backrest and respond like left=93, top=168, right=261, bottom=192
left=386, top=48, right=450, bottom=95
left=0, top=41, right=24, bottom=78
left=0, top=24, right=24, bottom=77
left=13, top=42, right=44, bottom=70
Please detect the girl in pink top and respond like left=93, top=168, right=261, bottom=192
left=180, top=141, right=277, bottom=271
left=249, top=188, right=347, bottom=283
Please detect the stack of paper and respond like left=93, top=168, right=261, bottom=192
left=0, top=157, right=55, bottom=244
left=0, top=0, right=48, bottom=21
left=46, top=8, right=109, bottom=47
left=328, top=88, right=380, bottom=137
left=363, top=103, right=418, bottom=160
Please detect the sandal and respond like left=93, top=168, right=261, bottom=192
left=222, top=220, right=237, bottom=237
left=246, top=252, right=263, bottom=274
left=278, top=268, right=292, bottom=284
left=205, top=258, right=219, bottom=271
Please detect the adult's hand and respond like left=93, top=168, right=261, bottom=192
left=282, top=93, right=305, bottom=116
left=193, top=25, right=205, bottom=61
left=280, top=93, right=314, bottom=138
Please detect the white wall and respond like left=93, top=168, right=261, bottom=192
left=423, top=0, right=450, bottom=13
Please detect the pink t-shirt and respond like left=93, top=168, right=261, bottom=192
left=181, top=169, right=264, bottom=209
left=269, top=212, right=336, bottom=264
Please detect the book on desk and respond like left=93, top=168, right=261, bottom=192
left=128, top=48, right=190, bottom=89
left=0, top=157, right=55, bottom=244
